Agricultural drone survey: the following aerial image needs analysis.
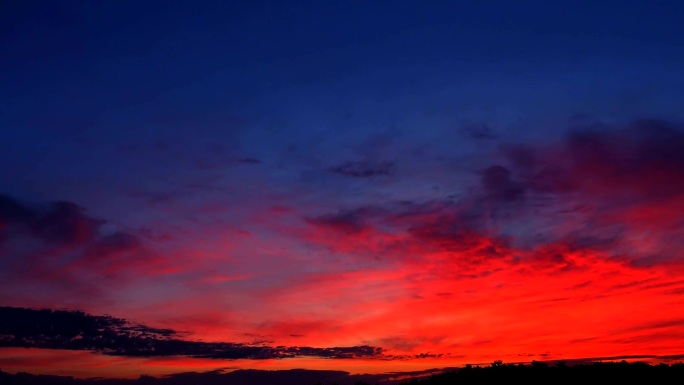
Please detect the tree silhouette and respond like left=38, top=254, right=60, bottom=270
left=2, top=361, right=684, bottom=384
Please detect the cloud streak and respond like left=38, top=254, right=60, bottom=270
left=0, top=307, right=383, bottom=360
left=329, top=160, right=395, bottom=178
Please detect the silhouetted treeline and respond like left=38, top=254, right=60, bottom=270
left=2, top=361, right=684, bottom=385
left=389, top=360, right=684, bottom=385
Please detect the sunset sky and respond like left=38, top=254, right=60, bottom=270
left=2, top=0, right=684, bottom=380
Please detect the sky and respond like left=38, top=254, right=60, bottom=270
left=2, top=0, right=684, bottom=380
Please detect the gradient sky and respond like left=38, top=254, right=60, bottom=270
left=2, top=0, right=684, bottom=379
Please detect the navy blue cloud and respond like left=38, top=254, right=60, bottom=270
left=0, top=307, right=383, bottom=360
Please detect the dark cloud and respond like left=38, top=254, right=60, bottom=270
left=88, top=232, right=142, bottom=256
left=406, top=221, right=493, bottom=254
left=75, top=232, right=148, bottom=274
left=303, top=199, right=513, bottom=268
left=462, top=123, right=498, bottom=140
left=302, top=119, right=684, bottom=267
left=0, top=194, right=101, bottom=248
left=0, top=194, right=35, bottom=223
left=308, top=200, right=481, bottom=241
left=481, top=165, right=526, bottom=202
left=233, top=157, right=262, bottom=164
left=128, top=190, right=180, bottom=205
left=0, top=193, right=157, bottom=287
left=509, top=119, right=684, bottom=199
left=194, top=157, right=261, bottom=170
left=35, top=201, right=101, bottom=246
left=304, top=207, right=381, bottom=235
left=496, top=118, right=684, bottom=262
left=0, top=307, right=384, bottom=360
left=329, top=160, right=394, bottom=178
left=0, top=306, right=174, bottom=353
left=0, top=194, right=136, bottom=253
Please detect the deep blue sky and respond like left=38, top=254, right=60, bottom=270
left=4, top=1, right=684, bottom=213
left=2, top=1, right=683, bottom=216
left=2, top=0, right=684, bottom=379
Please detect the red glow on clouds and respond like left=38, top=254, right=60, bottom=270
left=2, top=121, right=684, bottom=378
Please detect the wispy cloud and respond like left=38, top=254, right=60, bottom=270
left=329, top=161, right=394, bottom=178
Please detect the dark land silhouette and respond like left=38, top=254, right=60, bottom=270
left=2, top=360, right=684, bottom=385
